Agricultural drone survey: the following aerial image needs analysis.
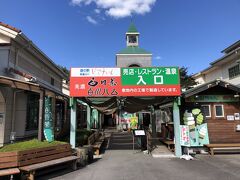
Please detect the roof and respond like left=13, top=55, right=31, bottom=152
left=182, top=80, right=240, bottom=98
left=221, top=40, right=240, bottom=54
left=0, top=22, right=68, bottom=79
left=127, top=23, right=138, bottom=33
left=0, top=22, right=21, bottom=33
left=117, top=46, right=151, bottom=55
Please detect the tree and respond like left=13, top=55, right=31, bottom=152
left=58, top=65, right=70, bottom=78
left=180, top=66, right=197, bottom=90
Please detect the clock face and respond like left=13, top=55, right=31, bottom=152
left=129, top=36, right=137, bottom=43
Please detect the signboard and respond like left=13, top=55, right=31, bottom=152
left=180, top=125, right=190, bottom=147
left=130, top=116, right=138, bottom=129
left=70, top=67, right=180, bottom=97
left=44, top=97, right=54, bottom=142
left=133, top=130, right=146, bottom=136
left=70, top=68, right=121, bottom=97
left=185, top=95, right=238, bottom=103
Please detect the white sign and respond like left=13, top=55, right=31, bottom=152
left=227, top=115, right=234, bottom=121
left=134, top=130, right=145, bottom=136
left=71, top=68, right=120, bottom=77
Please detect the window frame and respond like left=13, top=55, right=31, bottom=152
left=228, top=64, right=240, bottom=79
left=201, top=104, right=211, bottom=118
left=214, top=104, right=224, bottom=118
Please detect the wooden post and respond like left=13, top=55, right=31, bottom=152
left=150, top=106, right=157, bottom=143
left=87, top=105, right=91, bottom=130
left=38, top=90, right=45, bottom=141
left=173, top=97, right=182, bottom=157
left=70, top=98, right=76, bottom=148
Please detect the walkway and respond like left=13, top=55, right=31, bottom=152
left=41, top=130, right=240, bottom=180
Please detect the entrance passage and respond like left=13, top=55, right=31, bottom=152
left=108, top=131, right=140, bottom=150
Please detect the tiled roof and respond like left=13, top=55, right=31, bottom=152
left=117, top=46, right=151, bottom=54
left=0, top=22, right=21, bottom=33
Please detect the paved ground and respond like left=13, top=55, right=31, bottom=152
left=40, top=131, right=240, bottom=180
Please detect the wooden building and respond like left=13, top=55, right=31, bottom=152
left=182, top=80, right=240, bottom=143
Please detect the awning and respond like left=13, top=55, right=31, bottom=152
left=0, top=76, right=68, bottom=98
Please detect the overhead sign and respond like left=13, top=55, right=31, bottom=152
left=121, top=67, right=180, bottom=96
left=70, top=68, right=121, bottom=97
left=70, top=67, right=180, bottom=97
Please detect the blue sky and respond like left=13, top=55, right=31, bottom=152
left=0, top=0, right=240, bottom=74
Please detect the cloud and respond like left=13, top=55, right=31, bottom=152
left=155, top=56, right=162, bottom=60
left=86, top=16, right=98, bottom=24
left=94, top=9, right=101, bottom=14
left=71, top=0, right=156, bottom=18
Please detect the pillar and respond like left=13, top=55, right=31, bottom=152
left=70, top=98, right=77, bottom=148
left=86, top=105, right=91, bottom=130
left=150, top=106, right=157, bottom=141
left=38, top=90, right=45, bottom=141
left=173, top=97, right=182, bottom=157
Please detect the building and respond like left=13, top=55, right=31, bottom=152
left=194, top=40, right=240, bottom=87
left=0, top=22, right=68, bottom=146
left=116, top=23, right=152, bottom=67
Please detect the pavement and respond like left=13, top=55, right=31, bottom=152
left=40, top=130, right=240, bottom=180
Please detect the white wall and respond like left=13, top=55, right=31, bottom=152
left=0, top=47, right=9, bottom=76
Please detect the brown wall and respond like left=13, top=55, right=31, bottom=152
left=206, top=102, right=240, bottom=143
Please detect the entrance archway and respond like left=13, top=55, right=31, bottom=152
left=0, top=90, right=5, bottom=146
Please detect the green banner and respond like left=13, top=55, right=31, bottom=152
left=185, top=95, right=238, bottom=103
left=121, top=67, right=180, bottom=85
left=44, top=97, right=54, bottom=142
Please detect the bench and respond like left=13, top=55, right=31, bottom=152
left=205, top=144, right=240, bottom=156
left=0, top=168, right=20, bottom=179
left=19, top=156, right=78, bottom=180
left=88, top=130, right=105, bottom=155
left=161, top=140, right=175, bottom=151
left=18, top=144, right=79, bottom=180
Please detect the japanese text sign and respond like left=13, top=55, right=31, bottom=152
left=70, top=67, right=180, bottom=97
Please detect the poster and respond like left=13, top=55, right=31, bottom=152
left=130, top=116, right=138, bottom=129
left=44, top=97, right=54, bottom=142
left=180, top=125, right=190, bottom=147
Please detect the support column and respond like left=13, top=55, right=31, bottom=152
left=70, top=98, right=76, bottom=148
left=38, top=90, right=45, bottom=141
left=173, top=97, right=182, bottom=157
left=150, top=106, right=157, bottom=141
left=86, top=105, right=91, bottom=130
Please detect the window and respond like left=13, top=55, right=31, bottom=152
left=228, top=64, right=240, bottom=79
left=26, top=93, right=39, bottom=131
left=214, top=105, right=224, bottom=118
left=51, top=77, right=55, bottom=86
left=201, top=105, right=211, bottom=118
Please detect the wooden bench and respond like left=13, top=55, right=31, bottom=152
left=205, top=144, right=240, bottom=156
left=0, top=168, right=20, bottom=179
left=161, top=140, right=175, bottom=151
left=17, top=144, right=79, bottom=180
left=88, top=130, right=105, bottom=155
left=19, top=156, right=78, bottom=180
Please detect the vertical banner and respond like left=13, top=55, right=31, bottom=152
left=180, top=125, right=190, bottom=147
left=44, top=97, right=54, bottom=142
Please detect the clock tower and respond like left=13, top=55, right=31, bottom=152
left=116, top=23, right=152, bottom=67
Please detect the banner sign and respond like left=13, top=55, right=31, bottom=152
left=44, top=97, right=54, bottom=142
left=185, top=95, right=238, bottom=103
left=70, top=67, right=180, bottom=97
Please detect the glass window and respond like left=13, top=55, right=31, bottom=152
left=228, top=65, right=240, bottom=79
left=214, top=105, right=224, bottom=118
left=26, top=93, right=39, bottom=131
left=202, top=105, right=211, bottom=118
